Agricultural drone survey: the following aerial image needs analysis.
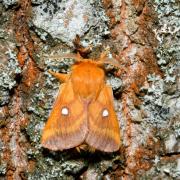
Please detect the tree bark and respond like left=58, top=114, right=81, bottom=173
left=0, top=0, right=179, bottom=179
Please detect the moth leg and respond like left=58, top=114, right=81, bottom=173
left=76, top=146, right=81, bottom=153
left=76, top=144, right=96, bottom=153
left=88, top=146, right=96, bottom=153
left=76, top=144, right=88, bottom=153
left=48, top=70, right=69, bottom=82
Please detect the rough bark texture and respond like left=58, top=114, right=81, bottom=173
left=0, top=0, right=179, bottom=179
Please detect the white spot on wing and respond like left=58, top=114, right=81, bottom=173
left=61, top=107, right=69, bottom=115
left=102, top=109, right=109, bottom=117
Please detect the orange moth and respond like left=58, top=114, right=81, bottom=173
left=41, top=53, right=121, bottom=152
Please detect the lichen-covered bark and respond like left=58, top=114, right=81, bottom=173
left=0, top=0, right=179, bottom=179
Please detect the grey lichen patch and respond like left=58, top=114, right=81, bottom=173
left=27, top=153, right=87, bottom=179
left=0, top=49, right=21, bottom=105
left=83, top=155, right=123, bottom=179
left=141, top=74, right=180, bottom=128
left=173, top=120, right=180, bottom=138
left=26, top=79, right=56, bottom=149
left=32, top=0, right=110, bottom=47
left=154, top=0, right=180, bottom=76
left=0, top=163, right=7, bottom=176
left=27, top=161, right=68, bottom=179
left=106, top=75, right=123, bottom=93
left=141, top=75, right=169, bottom=127
left=137, top=157, right=180, bottom=179
left=0, top=11, right=21, bottom=105
left=31, top=0, right=44, bottom=5
left=44, top=54, right=74, bottom=74
left=61, top=160, right=87, bottom=175
left=2, top=0, right=18, bottom=8
left=165, top=133, right=179, bottom=154
left=136, top=1, right=180, bottom=178
left=0, top=132, right=6, bottom=176
left=111, top=0, right=122, bottom=23
left=33, top=27, right=50, bottom=42
left=140, top=1, right=180, bottom=129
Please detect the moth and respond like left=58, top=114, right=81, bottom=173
left=41, top=53, right=121, bottom=152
